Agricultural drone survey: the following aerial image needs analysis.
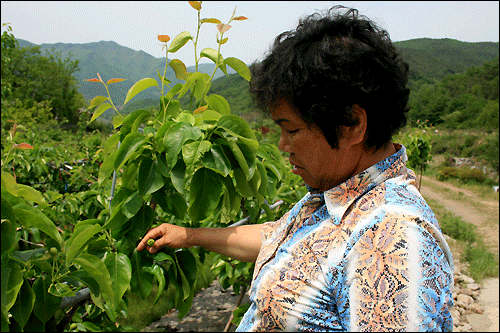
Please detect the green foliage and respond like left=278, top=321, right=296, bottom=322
left=1, top=3, right=304, bottom=332
left=1, top=23, right=18, bottom=99
left=408, top=57, right=499, bottom=129
left=430, top=129, right=499, bottom=178
left=395, top=123, right=432, bottom=189
left=395, top=38, right=499, bottom=81
left=1, top=26, right=87, bottom=124
left=437, top=167, right=488, bottom=184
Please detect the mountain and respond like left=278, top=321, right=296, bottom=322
left=16, top=38, right=498, bottom=114
left=393, top=38, right=499, bottom=81
left=16, top=39, right=235, bottom=107
left=209, top=38, right=499, bottom=119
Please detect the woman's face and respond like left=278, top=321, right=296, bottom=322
left=270, top=99, right=365, bottom=191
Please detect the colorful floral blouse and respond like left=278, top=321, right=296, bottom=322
left=237, top=144, right=454, bottom=332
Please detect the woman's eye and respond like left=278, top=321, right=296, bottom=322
left=287, top=129, right=299, bottom=134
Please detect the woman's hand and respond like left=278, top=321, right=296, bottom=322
left=136, top=223, right=263, bottom=262
left=136, top=223, right=192, bottom=253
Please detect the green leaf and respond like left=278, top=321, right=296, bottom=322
left=122, top=109, right=151, bottom=134
left=165, top=83, right=184, bottom=100
left=151, top=264, right=166, bottom=305
left=182, top=140, right=212, bottom=166
left=122, top=191, right=142, bottom=218
left=48, top=282, right=75, bottom=297
left=177, top=72, right=203, bottom=99
left=1, top=170, right=18, bottom=196
left=233, top=168, right=256, bottom=197
left=177, top=287, right=194, bottom=320
left=217, top=114, right=257, bottom=141
left=138, top=158, right=165, bottom=196
left=164, top=99, right=182, bottom=120
left=224, top=57, right=251, bottom=81
left=193, top=74, right=209, bottom=101
left=88, top=95, right=108, bottom=109
left=1, top=264, right=23, bottom=315
left=10, top=277, right=35, bottom=329
left=175, top=259, right=191, bottom=302
left=176, top=249, right=197, bottom=288
left=168, top=31, right=193, bottom=53
left=188, top=168, right=223, bottom=222
left=257, top=161, right=269, bottom=198
left=163, top=122, right=202, bottom=170
left=1, top=214, right=16, bottom=253
left=152, top=189, right=187, bottom=220
left=124, top=78, right=159, bottom=105
left=227, top=140, right=257, bottom=181
left=73, top=253, right=115, bottom=309
left=169, top=59, right=189, bottom=80
left=113, top=115, right=125, bottom=129
left=200, top=109, right=223, bottom=121
left=98, top=150, right=116, bottom=185
left=131, top=249, right=153, bottom=299
left=102, top=206, right=128, bottom=231
left=89, top=102, right=113, bottom=123
left=66, top=269, right=101, bottom=301
left=13, top=204, right=63, bottom=243
left=176, top=112, right=196, bottom=125
left=171, top=158, right=186, bottom=194
left=205, top=94, right=230, bottom=115
left=104, top=252, right=132, bottom=306
left=114, top=132, right=145, bottom=171
left=65, top=222, right=102, bottom=266
left=32, top=275, right=61, bottom=323
left=202, top=145, right=231, bottom=177
left=16, top=184, right=46, bottom=205
left=200, top=48, right=227, bottom=75
left=125, top=205, right=156, bottom=242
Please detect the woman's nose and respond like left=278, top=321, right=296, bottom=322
left=278, top=133, right=291, bottom=153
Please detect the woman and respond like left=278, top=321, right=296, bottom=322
left=137, top=6, right=454, bottom=331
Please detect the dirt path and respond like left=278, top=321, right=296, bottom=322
left=419, top=175, right=499, bottom=332
left=420, top=175, right=499, bottom=258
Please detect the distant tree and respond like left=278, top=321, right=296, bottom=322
left=398, top=123, right=433, bottom=190
left=408, top=57, right=499, bottom=130
left=1, top=24, right=86, bottom=125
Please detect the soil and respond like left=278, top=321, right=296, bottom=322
left=143, top=176, right=499, bottom=332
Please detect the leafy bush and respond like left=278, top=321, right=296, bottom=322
left=438, top=166, right=487, bottom=183
left=1, top=3, right=306, bottom=332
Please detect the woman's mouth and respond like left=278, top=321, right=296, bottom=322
left=292, top=164, right=304, bottom=175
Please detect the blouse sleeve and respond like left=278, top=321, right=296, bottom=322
left=343, top=214, right=454, bottom=332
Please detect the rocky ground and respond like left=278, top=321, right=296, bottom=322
left=143, top=176, right=499, bottom=332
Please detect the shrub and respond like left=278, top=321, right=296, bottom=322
left=438, top=166, right=487, bottom=183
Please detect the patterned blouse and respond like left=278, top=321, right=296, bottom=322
left=237, top=144, right=454, bottom=332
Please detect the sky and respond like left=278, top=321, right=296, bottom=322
left=2, top=1, right=499, bottom=66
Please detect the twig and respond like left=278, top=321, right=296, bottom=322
left=223, top=284, right=248, bottom=332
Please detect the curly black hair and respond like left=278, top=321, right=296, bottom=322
left=249, top=6, right=410, bottom=149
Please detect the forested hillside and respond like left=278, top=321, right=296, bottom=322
left=209, top=40, right=499, bottom=131
left=395, top=38, right=498, bottom=82
left=7, top=35, right=500, bottom=132
left=409, top=57, right=498, bottom=129
left=16, top=39, right=234, bottom=105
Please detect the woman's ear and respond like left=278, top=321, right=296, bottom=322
left=342, top=104, right=367, bottom=146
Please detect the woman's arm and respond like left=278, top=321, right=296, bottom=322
left=136, top=223, right=264, bottom=263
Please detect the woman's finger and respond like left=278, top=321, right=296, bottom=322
left=136, top=226, right=165, bottom=251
